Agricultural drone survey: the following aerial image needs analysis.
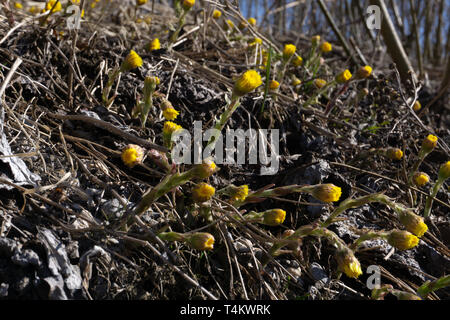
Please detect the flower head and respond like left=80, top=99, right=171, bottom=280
left=193, top=158, right=218, bottom=179
left=413, top=172, right=430, bottom=187
left=314, top=79, right=327, bottom=89
left=136, top=0, right=148, bottom=5
left=269, top=80, right=280, bottom=91
left=163, top=121, right=182, bottom=135
left=356, top=65, right=372, bottom=79
left=311, top=35, right=321, bottom=46
left=282, top=44, right=296, bottom=60
left=192, top=183, right=215, bottom=203
left=320, top=42, right=332, bottom=53
left=121, top=144, right=145, bottom=168
left=421, top=134, right=438, bottom=154
left=247, top=17, right=256, bottom=26
left=182, top=0, right=195, bottom=11
left=310, top=184, right=342, bottom=203
left=248, top=37, right=262, bottom=47
left=231, top=185, right=249, bottom=202
left=291, top=77, right=301, bottom=86
left=212, top=9, right=222, bottom=19
left=224, top=19, right=234, bottom=31
left=185, top=233, right=215, bottom=250
left=399, top=210, right=428, bottom=237
left=438, top=161, right=450, bottom=180
left=413, top=101, right=421, bottom=112
left=149, top=38, right=161, bottom=51
left=335, top=248, right=362, bottom=279
left=387, top=230, right=419, bottom=251
left=386, top=147, right=403, bottom=161
left=46, top=0, right=62, bottom=12
left=14, top=2, right=23, bottom=9
left=232, top=70, right=262, bottom=97
left=163, top=108, right=179, bottom=121
left=292, top=56, right=303, bottom=67
left=336, top=69, right=352, bottom=83
left=121, top=50, right=143, bottom=72
left=263, top=209, right=286, bottom=226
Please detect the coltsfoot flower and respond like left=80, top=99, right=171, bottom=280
left=212, top=9, right=221, bottom=19
left=163, top=108, right=179, bottom=121
left=291, top=77, right=301, bottom=86
left=14, top=2, right=23, bottom=9
left=335, top=248, right=362, bottom=279
left=192, top=183, right=215, bottom=203
left=269, top=80, right=280, bottom=91
left=182, top=0, right=195, bottom=11
left=310, top=184, right=342, bottom=203
left=248, top=37, right=262, bottom=47
left=336, top=69, right=352, bottom=83
left=421, top=134, right=438, bottom=154
left=163, top=121, right=182, bottom=135
left=121, top=144, right=145, bottom=168
left=413, top=172, right=430, bottom=187
left=398, top=210, right=428, bottom=237
left=387, top=230, right=419, bottom=251
left=232, top=70, right=262, bottom=97
left=121, top=50, right=143, bottom=72
left=438, top=161, right=450, bottom=180
left=247, top=17, right=256, bottom=26
left=45, top=0, right=62, bottom=12
left=282, top=44, right=296, bottom=60
left=320, top=42, right=332, bottom=53
left=193, top=158, right=218, bottom=179
left=413, top=101, right=421, bottom=112
left=311, top=35, right=321, bottom=45
left=185, top=232, right=215, bottom=250
left=149, top=38, right=161, bottom=51
left=292, top=56, right=303, bottom=67
left=224, top=19, right=234, bottom=31
left=313, top=78, right=327, bottom=89
left=136, top=0, right=147, bottom=5
left=356, top=65, right=372, bottom=79
left=263, top=209, right=286, bottom=226
left=386, top=147, right=404, bottom=160
left=231, top=185, right=249, bottom=202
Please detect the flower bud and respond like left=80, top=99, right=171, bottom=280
left=438, top=161, right=450, bottom=181
left=121, top=144, right=145, bottom=168
left=192, top=183, right=215, bottom=203
left=412, top=172, right=430, bottom=187
left=269, top=80, right=280, bottom=91
left=160, top=99, right=180, bottom=120
left=386, top=230, right=419, bottom=251
left=413, top=101, right=421, bottom=112
left=385, top=147, right=403, bottom=161
left=336, top=69, right=352, bottom=83
left=248, top=17, right=256, bottom=26
left=335, top=248, right=362, bottom=279
left=262, top=209, right=286, bottom=226
left=192, top=158, right=218, bottom=179
left=292, top=56, right=303, bottom=67
left=311, top=35, right=321, bottom=46
left=282, top=44, right=296, bottom=61
left=421, top=134, right=438, bottom=154
left=320, top=42, right=332, bottom=53
left=309, top=184, right=342, bottom=203
left=313, top=79, right=327, bottom=89
left=356, top=65, right=372, bottom=79
left=232, top=70, right=262, bottom=97
left=185, top=233, right=215, bottom=250
left=182, top=0, right=195, bottom=11
left=398, top=210, right=428, bottom=237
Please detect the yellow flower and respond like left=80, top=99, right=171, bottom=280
left=121, top=144, right=145, bottom=168
left=224, top=19, right=234, bottom=31
left=310, top=184, right=342, bottom=203
left=291, top=77, right=301, bottom=86
left=336, top=69, right=352, bottom=83
left=182, top=0, right=195, bottom=11
left=193, top=158, right=217, bottom=179
left=421, top=134, right=438, bottom=154
left=282, top=44, right=296, bottom=60
left=247, top=17, right=256, bottom=26
left=386, top=147, right=403, bottom=161
left=311, top=35, right=321, bottom=46
left=232, top=70, right=262, bottom=97
left=149, top=38, right=161, bottom=51
left=121, top=50, right=143, bottom=72
left=336, top=248, right=362, bottom=279
left=238, top=20, right=248, bottom=30
left=163, top=121, right=182, bottom=136
left=387, top=230, right=419, bottom=251
left=136, top=0, right=147, bottom=5
left=399, top=210, right=428, bottom=237
left=313, top=79, right=327, bottom=89
left=212, top=9, right=221, bottom=19
left=413, top=101, right=421, bottom=112
left=14, top=2, right=23, bottom=9
left=45, top=0, right=62, bottom=12
left=263, top=209, right=286, bottom=226
left=185, top=233, right=215, bottom=250
left=163, top=108, right=179, bottom=121
left=320, top=42, right=332, bottom=53
left=248, top=37, right=262, bottom=47
left=269, top=80, right=280, bottom=91
left=438, top=161, right=450, bottom=180
left=192, top=183, right=215, bottom=203
left=356, top=65, right=372, bottom=79
left=231, top=185, right=249, bottom=202
left=292, top=55, right=303, bottom=67
left=413, top=172, right=430, bottom=187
